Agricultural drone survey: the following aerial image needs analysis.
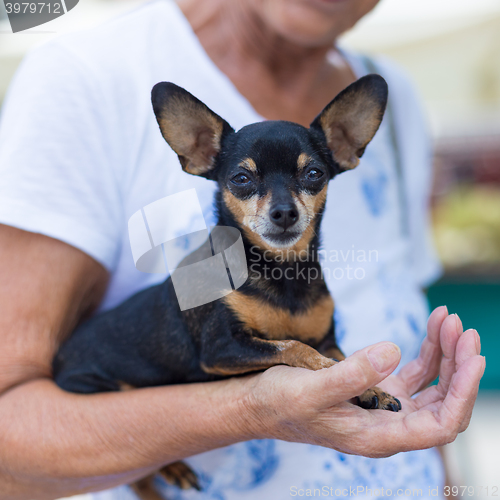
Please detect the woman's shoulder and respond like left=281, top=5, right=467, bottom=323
left=342, top=49, right=419, bottom=97
left=21, top=0, right=191, bottom=87
left=341, top=48, right=429, bottom=141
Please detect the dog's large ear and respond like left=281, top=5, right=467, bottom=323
left=310, top=74, right=388, bottom=172
left=152, top=83, right=235, bottom=178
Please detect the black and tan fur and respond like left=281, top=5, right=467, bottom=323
left=53, top=75, right=400, bottom=499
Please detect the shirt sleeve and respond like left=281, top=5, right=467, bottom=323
left=0, top=40, right=123, bottom=271
left=373, top=55, right=443, bottom=288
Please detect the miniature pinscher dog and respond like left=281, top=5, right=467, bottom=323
left=53, top=74, right=401, bottom=499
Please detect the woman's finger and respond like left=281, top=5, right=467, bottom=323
left=397, top=306, right=447, bottom=395
left=437, top=354, right=485, bottom=438
left=455, top=329, right=482, bottom=432
left=414, top=327, right=480, bottom=410
left=379, top=355, right=485, bottom=455
left=436, top=314, right=463, bottom=397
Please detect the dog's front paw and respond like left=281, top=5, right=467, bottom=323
left=357, top=387, right=402, bottom=412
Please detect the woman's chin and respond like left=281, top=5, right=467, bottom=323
left=258, top=0, right=379, bottom=47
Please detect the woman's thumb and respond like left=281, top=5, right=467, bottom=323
left=311, top=342, right=401, bottom=408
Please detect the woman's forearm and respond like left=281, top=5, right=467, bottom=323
left=0, top=377, right=259, bottom=499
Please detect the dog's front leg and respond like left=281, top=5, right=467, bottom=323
left=201, top=336, right=337, bottom=375
left=199, top=311, right=337, bottom=376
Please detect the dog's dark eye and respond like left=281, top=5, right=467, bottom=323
left=231, top=173, right=251, bottom=185
left=305, top=168, right=324, bottom=181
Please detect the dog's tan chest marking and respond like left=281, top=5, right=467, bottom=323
left=223, top=291, right=334, bottom=343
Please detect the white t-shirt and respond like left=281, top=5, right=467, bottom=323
left=0, top=0, right=444, bottom=498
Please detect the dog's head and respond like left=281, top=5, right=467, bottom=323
left=152, top=76, right=387, bottom=255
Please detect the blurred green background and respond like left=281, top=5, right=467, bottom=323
left=428, top=281, right=500, bottom=390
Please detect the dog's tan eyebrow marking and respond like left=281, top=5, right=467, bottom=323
left=239, top=158, right=258, bottom=172
left=297, top=153, right=312, bottom=170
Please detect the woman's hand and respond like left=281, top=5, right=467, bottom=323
left=245, top=306, right=485, bottom=457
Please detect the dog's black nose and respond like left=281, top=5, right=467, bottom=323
left=270, top=203, right=299, bottom=230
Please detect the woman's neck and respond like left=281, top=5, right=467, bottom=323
left=177, top=0, right=357, bottom=126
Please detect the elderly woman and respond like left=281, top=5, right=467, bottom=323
left=0, top=0, right=484, bottom=498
